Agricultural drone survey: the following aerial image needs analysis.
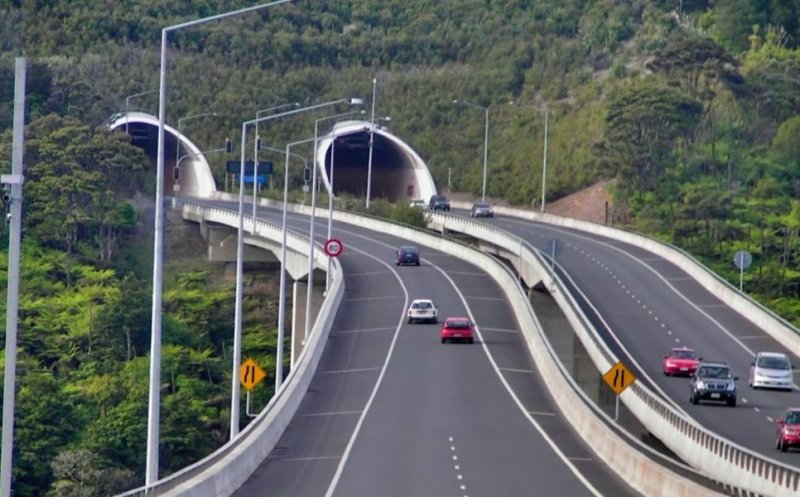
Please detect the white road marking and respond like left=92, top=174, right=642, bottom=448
left=500, top=367, right=535, bottom=374
left=481, top=327, right=518, bottom=333
left=319, top=367, right=382, bottom=375
left=334, top=327, right=395, bottom=335
left=303, top=410, right=362, bottom=417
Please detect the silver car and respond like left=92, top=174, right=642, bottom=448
left=470, top=201, right=494, bottom=218
left=749, top=352, right=794, bottom=391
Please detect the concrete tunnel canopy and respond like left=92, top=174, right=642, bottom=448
left=109, top=112, right=437, bottom=203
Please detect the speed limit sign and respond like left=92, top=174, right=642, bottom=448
left=324, top=238, right=344, bottom=257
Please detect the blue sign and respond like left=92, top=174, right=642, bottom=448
left=226, top=161, right=273, bottom=175
left=243, top=175, right=267, bottom=185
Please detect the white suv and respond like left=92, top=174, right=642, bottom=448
left=407, top=299, right=438, bottom=324
left=749, top=352, right=794, bottom=391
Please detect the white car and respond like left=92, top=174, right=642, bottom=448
left=749, top=352, right=794, bottom=391
left=407, top=299, right=438, bottom=324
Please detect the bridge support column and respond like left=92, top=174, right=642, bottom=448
left=290, top=274, right=326, bottom=369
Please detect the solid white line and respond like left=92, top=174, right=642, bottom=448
left=344, top=296, right=397, bottom=302
left=481, top=327, right=518, bottom=333
left=303, top=410, right=362, bottom=417
left=323, top=242, right=409, bottom=497
left=333, top=327, right=395, bottom=335
left=500, top=367, right=534, bottom=374
left=319, top=367, right=382, bottom=375
left=346, top=270, right=392, bottom=277
left=432, top=265, right=606, bottom=496
left=279, top=455, right=342, bottom=462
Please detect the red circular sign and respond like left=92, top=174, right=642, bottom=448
left=324, top=238, right=344, bottom=257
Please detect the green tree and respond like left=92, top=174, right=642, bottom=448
left=601, top=79, right=703, bottom=197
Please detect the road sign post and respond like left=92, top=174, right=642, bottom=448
left=602, top=361, right=636, bottom=421
left=733, top=250, right=752, bottom=292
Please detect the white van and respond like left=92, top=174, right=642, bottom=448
left=749, top=352, right=794, bottom=391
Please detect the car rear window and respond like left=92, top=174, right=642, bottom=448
left=412, top=302, right=432, bottom=309
left=447, top=320, right=470, bottom=328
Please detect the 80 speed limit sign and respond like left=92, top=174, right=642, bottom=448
left=323, top=238, right=344, bottom=257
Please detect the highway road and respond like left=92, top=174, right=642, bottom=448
left=193, top=201, right=641, bottom=497
left=455, top=209, right=800, bottom=467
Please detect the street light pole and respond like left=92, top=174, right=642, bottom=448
left=149, top=0, right=294, bottom=486
left=365, top=77, right=376, bottom=208
left=541, top=107, right=548, bottom=213
left=453, top=99, right=489, bottom=200
left=238, top=99, right=361, bottom=399
left=310, top=110, right=363, bottom=294
left=125, top=89, right=157, bottom=133
left=509, top=101, right=551, bottom=211
left=252, top=102, right=300, bottom=233
left=175, top=112, right=218, bottom=186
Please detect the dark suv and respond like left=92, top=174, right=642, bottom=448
left=690, top=361, right=738, bottom=407
left=396, top=245, right=420, bottom=266
left=429, top=195, right=450, bottom=211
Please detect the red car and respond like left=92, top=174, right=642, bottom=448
left=440, top=317, right=474, bottom=344
left=776, top=407, right=800, bottom=452
left=662, top=347, right=701, bottom=376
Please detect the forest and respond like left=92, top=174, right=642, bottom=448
left=1, top=1, right=800, bottom=495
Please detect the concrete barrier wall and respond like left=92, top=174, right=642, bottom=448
left=446, top=203, right=800, bottom=496
left=451, top=201, right=800, bottom=357
left=122, top=198, right=781, bottom=497
left=115, top=205, right=342, bottom=497
left=281, top=203, right=726, bottom=497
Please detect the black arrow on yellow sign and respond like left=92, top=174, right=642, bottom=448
left=240, top=358, right=267, bottom=391
left=602, top=361, right=636, bottom=395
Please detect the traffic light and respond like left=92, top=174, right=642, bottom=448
left=255, top=136, right=262, bottom=151
left=225, top=138, right=232, bottom=153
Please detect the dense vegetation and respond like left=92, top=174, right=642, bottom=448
left=1, top=1, right=800, bottom=495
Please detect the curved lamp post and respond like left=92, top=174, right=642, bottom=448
left=236, top=98, right=362, bottom=399
left=150, top=0, right=295, bottom=485
left=453, top=99, right=489, bottom=201
left=509, top=101, right=550, bottom=212
left=125, top=89, right=157, bottom=133
left=174, top=112, right=218, bottom=185
left=252, top=102, right=300, bottom=231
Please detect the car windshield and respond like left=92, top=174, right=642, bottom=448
left=786, top=411, right=800, bottom=424
left=757, top=355, right=790, bottom=369
left=672, top=350, right=696, bottom=359
left=412, top=302, right=432, bottom=309
left=447, top=320, right=470, bottom=328
left=698, top=366, right=731, bottom=379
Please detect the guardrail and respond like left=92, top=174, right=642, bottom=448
left=437, top=207, right=800, bottom=497
left=275, top=201, right=728, bottom=497
left=119, top=197, right=777, bottom=497
left=115, top=205, right=343, bottom=497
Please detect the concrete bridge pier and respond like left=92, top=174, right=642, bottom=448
left=290, top=269, right=327, bottom=369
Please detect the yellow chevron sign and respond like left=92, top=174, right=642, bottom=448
left=240, top=358, right=267, bottom=391
left=602, top=361, right=636, bottom=395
